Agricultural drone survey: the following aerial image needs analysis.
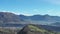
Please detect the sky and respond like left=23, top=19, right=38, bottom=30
left=0, top=0, right=60, bottom=16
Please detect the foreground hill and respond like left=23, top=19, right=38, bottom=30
left=17, top=24, right=60, bottom=34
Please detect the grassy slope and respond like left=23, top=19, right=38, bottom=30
left=28, top=25, right=60, bottom=34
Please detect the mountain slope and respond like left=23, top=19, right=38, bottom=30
left=0, top=12, right=23, bottom=24
left=17, top=24, right=60, bottom=34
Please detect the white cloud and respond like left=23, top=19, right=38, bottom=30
left=0, top=10, right=31, bottom=16
left=20, top=12, right=33, bottom=16
left=46, top=9, right=60, bottom=16
left=32, top=9, right=41, bottom=13
left=19, top=9, right=40, bottom=16
left=0, top=10, right=20, bottom=15
left=45, top=0, right=60, bottom=5
left=21, top=13, right=32, bottom=16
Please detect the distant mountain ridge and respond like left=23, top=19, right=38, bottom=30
left=20, top=14, right=60, bottom=25
left=0, top=12, right=60, bottom=25
left=20, top=14, right=60, bottom=22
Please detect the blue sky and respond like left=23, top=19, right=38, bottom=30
left=0, top=0, right=60, bottom=16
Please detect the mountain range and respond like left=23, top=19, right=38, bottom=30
left=20, top=14, right=60, bottom=25
left=0, top=12, right=60, bottom=26
left=20, top=14, right=60, bottom=22
left=0, top=12, right=60, bottom=34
